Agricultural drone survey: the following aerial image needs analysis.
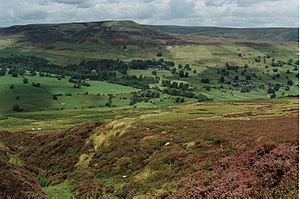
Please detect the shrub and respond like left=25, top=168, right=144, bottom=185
left=270, top=93, right=276, bottom=98
left=287, top=80, right=294, bottom=86
left=12, top=105, right=24, bottom=112
left=23, top=78, right=28, bottom=84
left=201, top=78, right=210, bottom=84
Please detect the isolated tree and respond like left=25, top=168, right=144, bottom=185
left=245, top=75, right=252, bottom=81
left=23, top=78, right=28, bottom=84
left=12, top=71, right=18, bottom=77
left=270, top=93, right=276, bottom=98
left=12, top=105, right=23, bottom=112
left=32, top=82, right=41, bottom=87
left=287, top=80, right=294, bottom=86
left=156, top=52, right=163, bottom=57
left=219, top=76, right=225, bottom=83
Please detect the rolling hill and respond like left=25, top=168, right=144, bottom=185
left=150, top=25, right=299, bottom=42
left=0, top=20, right=175, bottom=47
left=0, top=20, right=299, bottom=198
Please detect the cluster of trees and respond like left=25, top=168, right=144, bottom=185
left=129, top=59, right=175, bottom=70
left=69, top=78, right=91, bottom=88
left=175, top=97, right=185, bottom=103
left=0, top=67, right=6, bottom=76
left=130, top=90, right=160, bottom=105
left=178, top=70, right=189, bottom=78
left=162, top=80, right=190, bottom=90
left=0, top=55, right=168, bottom=89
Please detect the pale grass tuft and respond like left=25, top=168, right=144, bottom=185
left=76, top=119, right=133, bottom=168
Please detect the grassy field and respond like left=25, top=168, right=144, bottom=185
left=0, top=97, right=297, bottom=132
left=165, top=43, right=298, bottom=68
left=0, top=75, right=139, bottom=113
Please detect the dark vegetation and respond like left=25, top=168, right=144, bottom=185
left=0, top=20, right=175, bottom=47
left=0, top=115, right=297, bottom=198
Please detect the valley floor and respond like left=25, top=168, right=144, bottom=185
left=0, top=97, right=298, bottom=198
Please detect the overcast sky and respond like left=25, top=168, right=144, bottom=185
left=0, top=0, right=298, bottom=27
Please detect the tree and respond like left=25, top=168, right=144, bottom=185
left=156, top=52, right=163, bottom=57
left=106, top=99, right=112, bottom=107
left=12, top=105, right=24, bottom=112
left=219, top=76, right=225, bottom=83
left=287, top=80, right=294, bottom=86
left=201, top=78, right=210, bottom=84
left=171, top=68, right=177, bottom=74
left=184, top=64, right=191, bottom=70
left=270, top=93, right=276, bottom=98
left=23, top=78, right=28, bottom=84
left=245, top=75, right=252, bottom=80
left=32, top=82, right=41, bottom=87
left=0, top=67, right=6, bottom=76
left=267, top=88, right=275, bottom=93
left=152, top=70, right=157, bottom=76
left=9, top=84, right=14, bottom=89
left=12, top=71, right=18, bottom=77
left=178, top=70, right=185, bottom=78
left=274, top=84, right=280, bottom=91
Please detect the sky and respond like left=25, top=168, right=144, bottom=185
left=0, top=0, right=298, bottom=27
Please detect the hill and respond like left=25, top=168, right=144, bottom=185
left=0, top=20, right=299, bottom=198
left=0, top=20, right=175, bottom=47
left=0, top=99, right=298, bottom=198
left=150, top=25, right=299, bottom=42
left=0, top=20, right=298, bottom=115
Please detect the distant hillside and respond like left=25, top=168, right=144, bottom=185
left=150, top=25, right=299, bottom=42
left=0, top=20, right=175, bottom=47
left=0, top=20, right=298, bottom=66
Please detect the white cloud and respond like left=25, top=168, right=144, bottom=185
left=0, top=0, right=298, bottom=27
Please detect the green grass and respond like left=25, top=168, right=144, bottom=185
left=0, top=75, right=139, bottom=113
left=0, top=39, right=15, bottom=48
left=43, top=181, right=74, bottom=199
left=1, top=97, right=296, bottom=132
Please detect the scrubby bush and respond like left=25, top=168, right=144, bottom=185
left=12, top=105, right=24, bottom=112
